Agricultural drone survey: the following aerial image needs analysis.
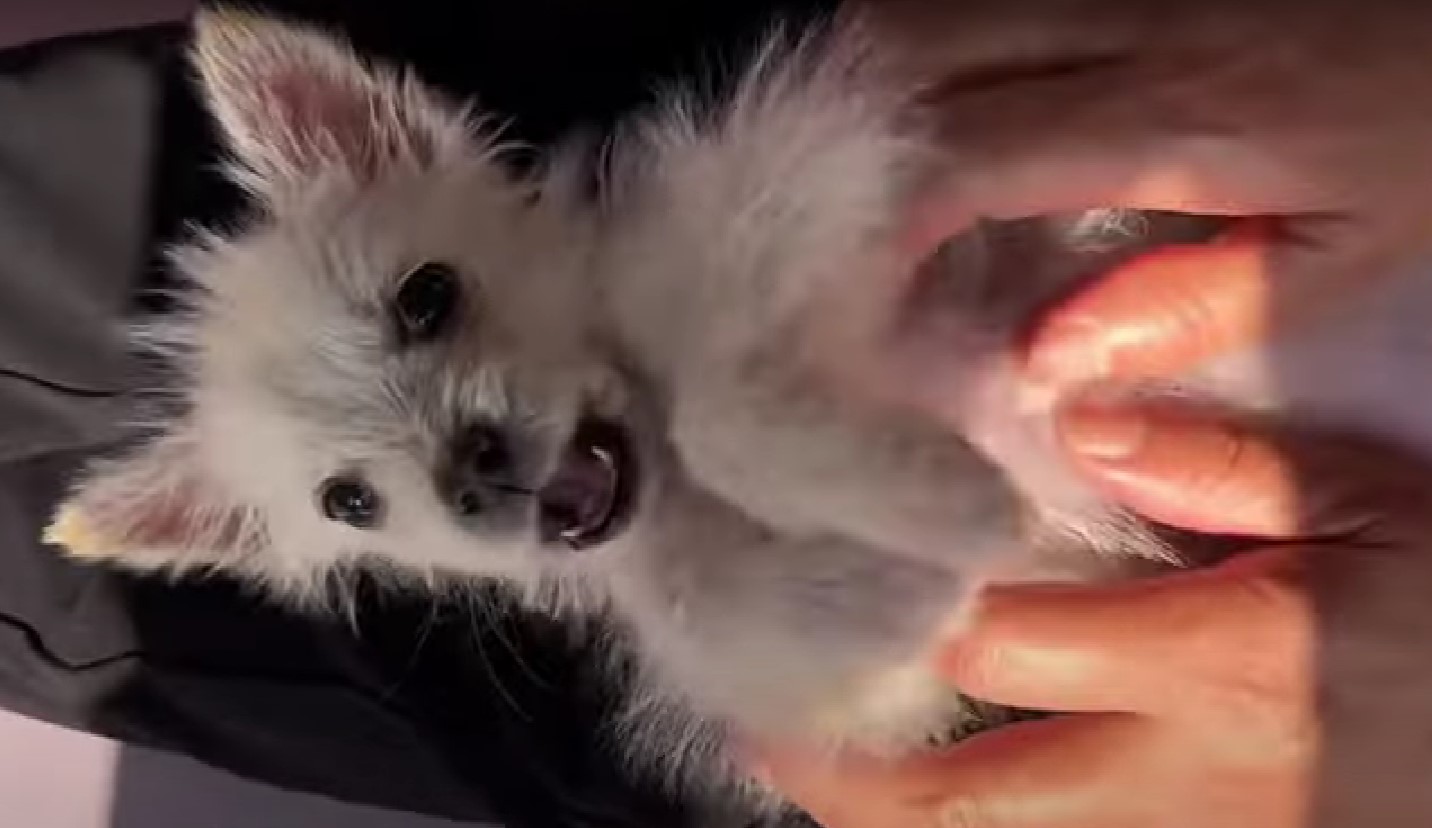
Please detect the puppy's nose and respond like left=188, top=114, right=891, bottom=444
left=440, top=422, right=517, bottom=517
left=453, top=422, right=511, bottom=476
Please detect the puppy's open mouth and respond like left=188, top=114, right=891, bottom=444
left=537, top=417, right=638, bottom=550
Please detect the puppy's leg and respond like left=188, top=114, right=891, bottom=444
left=671, top=360, right=1024, bottom=574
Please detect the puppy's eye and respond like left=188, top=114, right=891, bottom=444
left=318, top=476, right=382, bottom=529
left=394, top=262, right=460, bottom=342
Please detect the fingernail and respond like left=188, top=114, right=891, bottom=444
left=1058, top=403, right=1149, bottom=460
left=1025, top=316, right=1111, bottom=390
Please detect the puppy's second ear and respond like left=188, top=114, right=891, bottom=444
left=191, top=7, right=468, bottom=197
left=45, top=431, right=268, bottom=579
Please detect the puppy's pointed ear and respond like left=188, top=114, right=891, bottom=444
left=45, top=432, right=268, bottom=577
left=190, top=7, right=467, bottom=197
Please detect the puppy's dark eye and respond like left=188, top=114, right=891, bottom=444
left=394, top=262, right=460, bottom=342
left=319, top=477, right=382, bottom=529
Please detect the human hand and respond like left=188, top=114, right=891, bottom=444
left=753, top=403, right=1432, bottom=827
left=852, top=0, right=1432, bottom=390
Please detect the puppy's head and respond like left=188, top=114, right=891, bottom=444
left=47, top=10, right=640, bottom=598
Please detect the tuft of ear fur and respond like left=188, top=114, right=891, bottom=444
left=45, top=432, right=267, bottom=578
left=190, top=6, right=471, bottom=197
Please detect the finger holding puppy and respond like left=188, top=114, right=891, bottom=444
left=758, top=408, right=1432, bottom=827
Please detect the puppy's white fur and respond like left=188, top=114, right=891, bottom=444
left=49, top=9, right=1432, bottom=819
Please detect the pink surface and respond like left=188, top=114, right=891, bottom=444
left=0, top=711, right=117, bottom=827
left=0, top=708, right=489, bottom=827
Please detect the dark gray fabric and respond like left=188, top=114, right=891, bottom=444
left=0, top=0, right=193, bottom=50
left=0, top=33, right=158, bottom=682
left=0, top=43, right=152, bottom=701
left=0, top=449, right=138, bottom=718
left=0, top=46, right=152, bottom=460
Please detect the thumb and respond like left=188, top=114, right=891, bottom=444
left=1054, top=401, right=1432, bottom=540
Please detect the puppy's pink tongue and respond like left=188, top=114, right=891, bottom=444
left=538, top=442, right=617, bottom=546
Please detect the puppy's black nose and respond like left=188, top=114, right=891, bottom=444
left=440, top=422, right=517, bottom=517
left=453, top=422, right=511, bottom=476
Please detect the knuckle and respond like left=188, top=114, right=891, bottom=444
left=1277, top=708, right=1322, bottom=768
left=1169, top=415, right=1251, bottom=504
left=1231, top=565, right=1312, bottom=656
left=1199, top=559, right=1314, bottom=716
left=1248, top=428, right=1432, bottom=537
left=1360, top=478, right=1432, bottom=524
left=1314, top=475, right=1432, bottom=540
left=1210, top=690, right=1320, bottom=770
left=937, top=797, right=1002, bottom=828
